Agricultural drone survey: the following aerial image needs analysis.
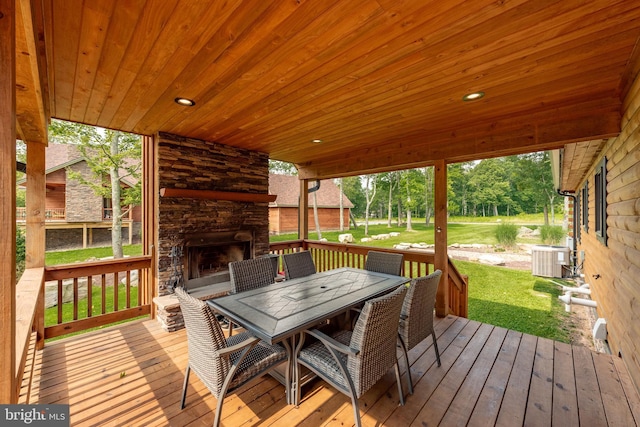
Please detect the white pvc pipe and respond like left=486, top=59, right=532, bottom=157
left=561, top=285, right=591, bottom=295
left=558, top=292, right=597, bottom=312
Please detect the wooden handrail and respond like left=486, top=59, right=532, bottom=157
left=44, top=255, right=152, bottom=280
left=15, top=268, right=45, bottom=400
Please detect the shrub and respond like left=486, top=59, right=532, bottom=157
left=16, top=227, right=26, bottom=278
left=495, top=222, right=518, bottom=248
left=540, top=225, right=565, bottom=245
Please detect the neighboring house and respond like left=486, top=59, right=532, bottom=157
left=269, top=174, right=353, bottom=234
left=17, top=144, right=142, bottom=250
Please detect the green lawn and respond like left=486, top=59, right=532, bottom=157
left=46, top=244, right=142, bottom=265
left=270, top=221, right=543, bottom=246
left=455, top=260, right=572, bottom=342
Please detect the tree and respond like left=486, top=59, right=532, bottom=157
left=341, top=176, right=366, bottom=218
left=378, top=172, right=398, bottom=228
left=421, top=167, right=434, bottom=226
left=338, top=178, right=344, bottom=231
left=515, top=152, right=558, bottom=224
left=363, top=174, right=377, bottom=236
left=468, top=158, right=510, bottom=216
left=49, top=119, right=141, bottom=258
left=269, top=160, right=297, bottom=175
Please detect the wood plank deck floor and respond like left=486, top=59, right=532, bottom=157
left=25, top=316, right=640, bottom=426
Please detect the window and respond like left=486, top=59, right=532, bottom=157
left=581, top=183, right=588, bottom=233
left=594, top=157, right=607, bottom=245
left=575, top=193, right=581, bottom=243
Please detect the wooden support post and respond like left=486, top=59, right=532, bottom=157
left=434, top=159, right=449, bottom=317
left=26, top=141, right=46, bottom=349
left=298, top=179, right=309, bottom=240
left=142, top=135, right=158, bottom=313
left=0, top=0, right=17, bottom=404
left=25, top=142, right=45, bottom=268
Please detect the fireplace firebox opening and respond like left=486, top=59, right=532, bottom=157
left=183, top=230, right=254, bottom=289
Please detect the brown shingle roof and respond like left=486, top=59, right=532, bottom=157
left=269, top=174, right=353, bottom=208
left=45, top=144, right=81, bottom=169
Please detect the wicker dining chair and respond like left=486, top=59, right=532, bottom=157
left=226, top=257, right=276, bottom=335
left=294, top=284, right=408, bottom=427
left=174, top=287, right=287, bottom=427
left=365, top=250, right=404, bottom=276
left=229, top=256, right=276, bottom=293
left=398, top=270, right=442, bottom=395
left=282, top=250, right=317, bottom=280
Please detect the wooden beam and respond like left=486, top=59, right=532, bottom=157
left=14, top=0, right=47, bottom=143
left=0, top=0, right=17, bottom=404
left=142, top=135, right=158, bottom=311
left=159, top=187, right=276, bottom=203
left=25, top=141, right=45, bottom=268
left=25, top=141, right=45, bottom=350
left=298, top=179, right=309, bottom=240
left=297, top=111, right=621, bottom=180
left=434, top=159, right=449, bottom=317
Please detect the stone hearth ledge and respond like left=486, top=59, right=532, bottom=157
left=153, top=281, right=232, bottom=332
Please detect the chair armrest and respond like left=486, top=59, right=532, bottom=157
left=216, top=336, right=261, bottom=357
left=304, top=328, right=359, bottom=356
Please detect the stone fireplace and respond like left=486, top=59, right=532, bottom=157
left=154, top=132, right=271, bottom=331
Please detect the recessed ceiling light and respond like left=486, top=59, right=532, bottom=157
left=311, top=139, right=323, bottom=144
left=174, top=97, right=195, bottom=106
left=462, top=91, right=485, bottom=102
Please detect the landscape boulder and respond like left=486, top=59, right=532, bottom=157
left=338, top=233, right=354, bottom=243
left=478, top=254, right=506, bottom=266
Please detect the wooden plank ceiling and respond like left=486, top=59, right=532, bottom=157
left=15, top=0, right=640, bottom=179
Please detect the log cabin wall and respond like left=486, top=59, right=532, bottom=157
left=269, top=206, right=351, bottom=234
left=575, top=72, right=640, bottom=391
left=156, top=132, right=270, bottom=296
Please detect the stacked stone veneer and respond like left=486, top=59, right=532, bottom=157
left=65, top=161, right=104, bottom=222
left=155, top=132, right=271, bottom=331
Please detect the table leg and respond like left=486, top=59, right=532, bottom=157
left=281, top=338, right=293, bottom=405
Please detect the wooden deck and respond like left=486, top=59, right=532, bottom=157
left=25, top=316, right=640, bottom=426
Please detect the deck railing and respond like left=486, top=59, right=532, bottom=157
left=16, top=207, right=66, bottom=220
left=269, top=239, right=468, bottom=317
left=43, top=255, right=153, bottom=339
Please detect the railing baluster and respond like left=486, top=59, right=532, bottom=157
left=73, top=278, right=79, bottom=320
left=126, top=270, right=131, bottom=308
left=87, top=276, right=93, bottom=318
left=113, top=273, right=119, bottom=312
left=57, top=280, right=63, bottom=324
left=101, top=274, right=106, bottom=314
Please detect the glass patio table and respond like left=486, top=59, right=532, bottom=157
left=206, top=267, right=409, bottom=404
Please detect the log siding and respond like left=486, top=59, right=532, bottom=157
left=573, top=69, right=640, bottom=392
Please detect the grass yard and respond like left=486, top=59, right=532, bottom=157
left=455, top=260, right=572, bottom=343
left=45, top=244, right=143, bottom=265
left=270, top=222, right=544, bottom=247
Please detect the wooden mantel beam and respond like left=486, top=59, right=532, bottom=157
left=159, top=187, right=276, bottom=203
